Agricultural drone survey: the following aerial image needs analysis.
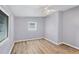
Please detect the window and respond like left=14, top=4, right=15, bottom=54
left=0, top=10, right=8, bottom=42
left=28, top=22, right=37, bottom=31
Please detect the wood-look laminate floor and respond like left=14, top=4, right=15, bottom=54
left=11, top=39, right=79, bottom=54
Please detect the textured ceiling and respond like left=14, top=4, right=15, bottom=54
left=7, top=5, right=77, bottom=17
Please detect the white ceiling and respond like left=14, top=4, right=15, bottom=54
left=47, top=5, right=77, bottom=11
left=7, top=5, right=77, bottom=17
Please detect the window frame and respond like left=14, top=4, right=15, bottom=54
left=0, top=10, right=8, bottom=42
left=28, top=21, right=37, bottom=31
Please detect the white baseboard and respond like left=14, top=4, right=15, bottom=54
left=44, top=38, right=59, bottom=45
left=15, top=37, right=44, bottom=43
left=44, top=38, right=79, bottom=50
left=60, top=42, right=79, bottom=50
left=9, top=41, right=15, bottom=54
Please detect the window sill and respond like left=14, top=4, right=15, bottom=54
left=0, top=38, right=9, bottom=47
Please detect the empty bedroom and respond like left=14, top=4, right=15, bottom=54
left=0, top=5, right=79, bottom=54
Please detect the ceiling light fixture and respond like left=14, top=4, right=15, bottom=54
left=41, top=6, right=56, bottom=16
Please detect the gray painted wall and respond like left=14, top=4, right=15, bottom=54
left=45, top=12, right=59, bottom=43
left=14, top=17, right=45, bottom=41
left=63, top=6, right=79, bottom=47
left=45, top=6, right=79, bottom=48
left=58, top=11, right=63, bottom=43
left=0, top=6, right=14, bottom=54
